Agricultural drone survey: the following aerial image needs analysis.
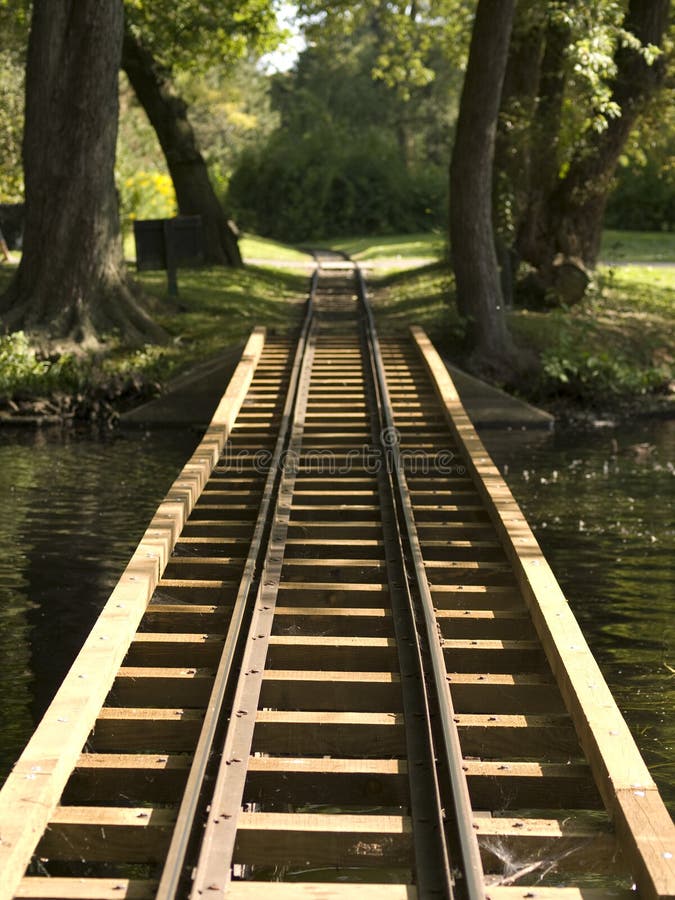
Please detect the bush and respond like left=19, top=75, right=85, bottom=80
left=119, top=171, right=177, bottom=233
left=227, top=126, right=447, bottom=242
left=0, top=332, right=80, bottom=398
left=605, top=160, right=675, bottom=232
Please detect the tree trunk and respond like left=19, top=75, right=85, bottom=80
left=516, top=5, right=573, bottom=269
left=121, top=29, right=242, bottom=267
left=548, top=0, right=670, bottom=269
left=450, top=0, right=518, bottom=373
left=493, top=0, right=547, bottom=240
left=514, top=0, right=670, bottom=304
left=0, top=0, right=165, bottom=349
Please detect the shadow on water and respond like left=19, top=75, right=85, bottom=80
left=482, top=418, right=674, bottom=816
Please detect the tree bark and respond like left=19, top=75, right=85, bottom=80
left=548, top=0, right=670, bottom=269
left=450, top=0, right=518, bottom=372
left=0, top=0, right=165, bottom=349
left=516, top=5, right=573, bottom=268
left=512, top=0, right=670, bottom=302
left=121, top=29, right=242, bottom=267
left=494, top=0, right=547, bottom=238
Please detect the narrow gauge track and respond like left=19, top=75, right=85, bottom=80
left=1, top=258, right=673, bottom=900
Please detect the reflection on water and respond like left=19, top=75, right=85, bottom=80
left=483, top=419, right=674, bottom=816
left=0, top=426, right=198, bottom=783
left=0, top=419, right=672, bottom=823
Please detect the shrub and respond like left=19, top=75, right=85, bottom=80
left=227, top=126, right=447, bottom=241
left=119, top=171, right=177, bottom=232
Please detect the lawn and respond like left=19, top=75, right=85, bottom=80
left=509, top=264, right=675, bottom=402
left=0, top=228, right=672, bottom=414
left=328, top=231, right=446, bottom=262
left=600, top=229, right=675, bottom=264
left=239, top=234, right=312, bottom=263
left=0, top=259, right=308, bottom=412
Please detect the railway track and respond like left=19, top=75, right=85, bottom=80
left=0, top=258, right=673, bottom=900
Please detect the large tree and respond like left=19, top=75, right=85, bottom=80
left=121, top=29, right=242, bottom=267
left=0, top=0, right=165, bottom=348
left=496, top=0, right=671, bottom=303
left=545, top=0, right=670, bottom=269
left=121, top=1, right=280, bottom=268
left=449, top=0, right=518, bottom=372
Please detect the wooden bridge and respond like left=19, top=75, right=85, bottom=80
left=0, top=259, right=673, bottom=900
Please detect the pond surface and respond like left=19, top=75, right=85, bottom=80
left=483, top=418, right=674, bottom=816
left=0, top=426, right=199, bottom=780
left=0, top=418, right=672, bottom=818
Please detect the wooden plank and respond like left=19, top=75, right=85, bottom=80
left=285, top=540, right=385, bottom=556
left=228, top=885, right=417, bottom=899
left=261, top=670, right=402, bottom=712
left=475, top=816, right=622, bottom=875
left=66, top=753, right=191, bottom=804
left=446, top=673, right=565, bottom=715
left=412, top=325, right=675, bottom=899
left=266, top=636, right=399, bottom=671
left=277, top=582, right=389, bottom=607
left=112, top=666, right=215, bottom=707
left=273, top=607, right=392, bottom=637
left=281, top=557, right=386, bottom=568
left=162, top=557, right=246, bottom=579
left=0, top=328, right=267, bottom=895
left=463, top=760, right=600, bottom=811
left=614, top=787, right=675, bottom=900
left=234, top=812, right=413, bottom=868
left=125, top=632, right=225, bottom=666
left=37, top=807, right=176, bottom=863
left=253, top=710, right=405, bottom=756
left=17, top=879, right=157, bottom=900
left=486, top=891, right=634, bottom=900
left=436, top=609, right=532, bottom=640
left=142, top=603, right=232, bottom=632
left=244, top=757, right=408, bottom=807
left=157, top=577, right=239, bottom=591
left=431, top=584, right=522, bottom=610
left=91, top=707, right=203, bottom=752
left=172, top=521, right=255, bottom=538
left=442, top=639, right=546, bottom=673
left=455, top=713, right=580, bottom=760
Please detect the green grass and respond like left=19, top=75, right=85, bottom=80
left=240, top=234, right=312, bottom=263
left=0, top=260, right=309, bottom=407
left=0, top=229, right=672, bottom=414
left=328, top=232, right=446, bottom=262
left=369, top=263, right=462, bottom=347
left=369, top=258, right=674, bottom=406
left=600, top=230, right=675, bottom=263
left=325, top=227, right=672, bottom=265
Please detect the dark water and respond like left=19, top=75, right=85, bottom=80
left=483, top=419, right=674, bottom=816
left=0, top=426, right=199, bottom=781
left=0, top=419, right=672, bottom=820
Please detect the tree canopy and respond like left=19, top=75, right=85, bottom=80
left=0, top=0, right=673, bottom=357
left=124, top=0, right=281, bottom=70
left=495, top=0, right=672, bottom=304
left=1, top=0, right=165, bottom=348
left=227, top=1, right=473, bottom=239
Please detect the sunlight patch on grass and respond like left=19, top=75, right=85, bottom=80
left=600, top=230, right=675, bottom=264
left=240, top=234, right=312, bottom=262
left=329, top=232, right=447, bottom=261
left=140, top=264, right=308, bottom=368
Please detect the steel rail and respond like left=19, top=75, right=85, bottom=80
left=357, top=283, right=456, bottom=897
left=356, top=265, right=486, bottom=900
left=187, top=294, right=320, bottom=898
left=162, top=259, right=484, bottom=898
left=156, top=270, right=319, bottom=899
